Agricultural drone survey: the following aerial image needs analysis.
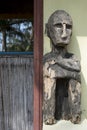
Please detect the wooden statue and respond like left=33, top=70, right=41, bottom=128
left=43, top=10, right=81, bottom=125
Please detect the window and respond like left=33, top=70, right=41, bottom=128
left=0, top=19, right=33, bottom=52
left=0, top=0, right=34, bottom=53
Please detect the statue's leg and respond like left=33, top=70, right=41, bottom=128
left=68, top=79, right=81, bottom=124
left=43, top=77, right=56, bottom=125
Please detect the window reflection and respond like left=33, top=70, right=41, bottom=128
left=0, top=19, right=33, bottom=52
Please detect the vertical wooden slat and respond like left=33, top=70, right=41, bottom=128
left=34, top=0, right=43, bottom=130
left=0, top=56, right=33, bottom=130
left=0, top=66, right=4, bottom=130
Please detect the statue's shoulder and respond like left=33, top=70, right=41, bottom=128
left=65, top=52, right=74, bottom=58
left=43, top=52, right=52, bottom=64
left=65, top=52, right=80, bottom=61
left=43, top=51, right=58, bottom=64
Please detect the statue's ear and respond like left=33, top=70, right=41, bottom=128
left=45, top=23, right=50, bottom=37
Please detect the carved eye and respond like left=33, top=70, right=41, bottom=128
left=54, top=23, right=62, bottom=28
left=66, top=24, right=72, bottom=29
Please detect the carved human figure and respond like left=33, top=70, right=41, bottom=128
left=43, top=10, right=81, bottom=125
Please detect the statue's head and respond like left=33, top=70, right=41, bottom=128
left=46, top=10, right=73, bottom=47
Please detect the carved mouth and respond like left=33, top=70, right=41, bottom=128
left=62, top=37, right=68, bottom=40
left=55, top=41, right=69, bottom=46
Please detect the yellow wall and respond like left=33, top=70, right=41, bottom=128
left=44, top=0, right=87, bottom=129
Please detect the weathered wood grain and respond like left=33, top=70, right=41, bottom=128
left=0, top=55, right=33, bottom=130
left=43, top=51, right=81, bottom=124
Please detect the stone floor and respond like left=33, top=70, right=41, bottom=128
left=43, top=119, right=87, bottom=130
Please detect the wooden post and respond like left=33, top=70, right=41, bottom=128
left=34, top=0, right=43, bottom=130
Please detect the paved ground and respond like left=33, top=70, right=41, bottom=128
left=43, top=119, right=87, bottom=130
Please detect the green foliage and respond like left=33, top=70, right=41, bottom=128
left=0, top=19, right=33, bottom=52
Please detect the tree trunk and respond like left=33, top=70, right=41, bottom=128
left=2, top=30, right=6, bottom=51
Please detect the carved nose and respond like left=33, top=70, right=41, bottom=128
left=61, top=24, right=67, bottom=38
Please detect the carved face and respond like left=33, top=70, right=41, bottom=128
left=47, top=10, right=73, bottom=46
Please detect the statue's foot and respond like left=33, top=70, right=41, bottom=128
left=70, top=115, right=81, bottom=124
left=44, top=117, right=57, bottom=125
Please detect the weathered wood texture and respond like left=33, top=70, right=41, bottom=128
left=43, top=10, right=81, bottom=125
left=0, top=55, right=33, bottom=130
left=43, top=51, right=81, bottom=124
